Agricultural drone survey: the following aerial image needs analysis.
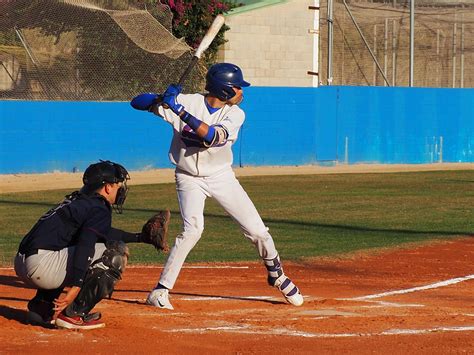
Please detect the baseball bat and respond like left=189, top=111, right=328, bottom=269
left=177, top=14, right=225, bottom=86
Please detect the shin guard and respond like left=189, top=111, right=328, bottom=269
left=65, top=242, right=127, bottom=317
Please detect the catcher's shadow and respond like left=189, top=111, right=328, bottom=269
left=0, top=275, right=35, bottom=290
left=0, top=305, right=28, bottom=325
left=0, top=304, right=55, bottom=329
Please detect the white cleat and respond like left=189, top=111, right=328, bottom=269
left=285, top=292, right=304, bottom=307
left=146, top=288, right=174, bottom=310
left=274, top=274, right=304, bottom=307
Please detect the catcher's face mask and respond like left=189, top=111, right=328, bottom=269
left=113, top=180, right=129, bottom=214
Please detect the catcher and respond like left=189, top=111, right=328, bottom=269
left=14, top=160, right=170, bottom=330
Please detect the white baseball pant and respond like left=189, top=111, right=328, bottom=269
left=159, top=168, right=279, bottom=289
left=14, top=243, right=107, bottom=290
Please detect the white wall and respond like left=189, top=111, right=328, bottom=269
left=221, top=0, right=317, bottom=87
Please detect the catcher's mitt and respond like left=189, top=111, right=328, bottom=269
left=140, top=210, right=171, bottom=252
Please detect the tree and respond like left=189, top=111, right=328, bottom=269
left=157, top=1, right=240, bottom=67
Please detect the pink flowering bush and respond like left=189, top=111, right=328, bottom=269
left=160, top=0, right=240, bottom=65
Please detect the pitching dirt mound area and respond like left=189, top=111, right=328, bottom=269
left=1, top=238, right=473, bottom=354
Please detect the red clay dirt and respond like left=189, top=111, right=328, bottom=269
left=1, top=237, right=473, bottom=354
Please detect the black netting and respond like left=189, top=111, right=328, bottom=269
left=0, top=0, right=207, bottom=100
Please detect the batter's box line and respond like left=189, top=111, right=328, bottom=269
left=344, top=274, right=474, bottom=301
left=125, top=265, right=250, bottom=269
left=357, top=300, right=425, bottom=308
left=162, top=324, right=474, bottom=338
left=0, top=266, right=250, bottom=270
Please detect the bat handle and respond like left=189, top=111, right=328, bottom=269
left=154, top=95, right=164, bottom=106
left=177, top=56, right=199, bottom=87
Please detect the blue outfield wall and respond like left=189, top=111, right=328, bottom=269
left=0, top=86, right=473, bottom=174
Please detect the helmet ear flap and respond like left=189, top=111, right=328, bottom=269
left=221, top=86, right=237, bottom=100
left=204, top=83, right=236, bottom=101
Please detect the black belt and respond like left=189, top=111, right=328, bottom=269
left=25, top=249, right=38, bottom=258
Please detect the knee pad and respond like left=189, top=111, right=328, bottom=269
left=102, top=240, right=129, bottom=273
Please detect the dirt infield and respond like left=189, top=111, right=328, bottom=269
left=1, top=164, right=473, bottom=353
left=1, top=237, right=473, bottom=354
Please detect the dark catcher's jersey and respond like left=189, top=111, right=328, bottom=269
left=18, top=191, right=112, bottom=286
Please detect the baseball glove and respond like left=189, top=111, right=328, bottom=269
left=140, top=210, right=171, bottom=253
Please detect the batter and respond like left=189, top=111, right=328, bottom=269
left=131, top=63, right=303, bottom=309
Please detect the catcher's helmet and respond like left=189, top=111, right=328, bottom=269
left=205, top=63, right=250, bottom=101
left=82, top=160, right=130, bottom=213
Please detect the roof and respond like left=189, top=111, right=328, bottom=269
left=227, top=0, right=287, bottom=16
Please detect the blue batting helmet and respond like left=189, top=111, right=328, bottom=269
left=205, top=63, right=250, bottom=101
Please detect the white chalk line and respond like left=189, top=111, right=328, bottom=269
left=177, top=266, right=249, bottom=269
left=348, top=274, right=474, bottom=301
left=127, top=265, right=250, bottom=270
left=359, top=300, right=424, bottom=308
left=164, top=324, right=474, bottom=338
left=383, top=326, right=474, bottom=335
left=0, top=265, right=250, bottom=271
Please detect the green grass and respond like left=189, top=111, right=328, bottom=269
left=0, top=170, right=473, bottom=266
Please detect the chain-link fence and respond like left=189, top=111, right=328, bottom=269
left=3, top=0, right=472, bottom=96
left=0, top=0, right=207, bottom=101
left=319, top=0, right=474, bottom=87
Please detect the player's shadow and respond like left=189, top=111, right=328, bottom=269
left=0, top=305, right=28, bottom=325
left=111, top=289, right=284, bottom=305
left=0, top=296, right=30, bottom=302
left=0, top=275, right=34, bottom=289
left=0, top=304, right=55, bottom=329
left=0, top=199, right=472, bottom=237
left=173, top=291, right=284, bottom=305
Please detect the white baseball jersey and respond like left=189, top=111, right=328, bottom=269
left=152, top=93, right=245, bottom=177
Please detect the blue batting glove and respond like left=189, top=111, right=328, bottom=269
left=162, top=85, right=184, bottom=115
left=163, top=84, right=182, bottom=96
left=130, top=93, right=160, bottom=111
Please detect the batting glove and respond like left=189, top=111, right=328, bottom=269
left=162, top=84, right=184, bottom=115
left=164, top=84, right=182, bottom=96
